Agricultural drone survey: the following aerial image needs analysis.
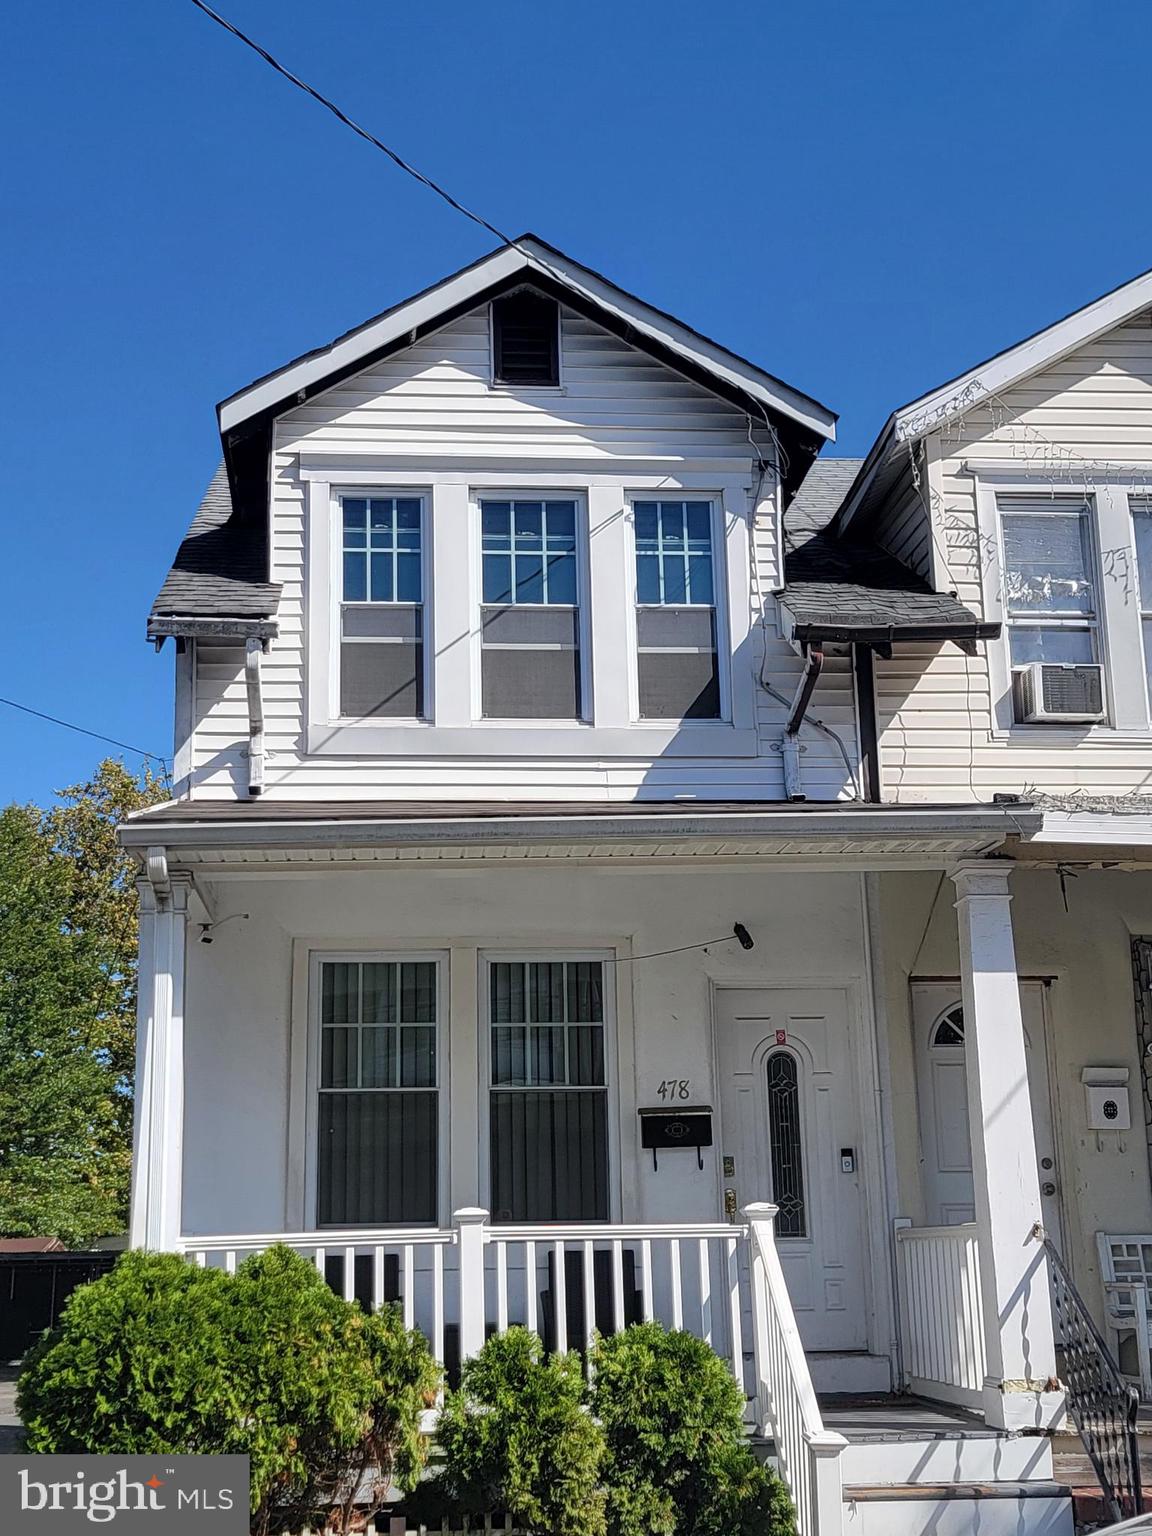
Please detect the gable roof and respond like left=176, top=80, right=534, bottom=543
left=779, top=458, right=996, bottom=645
left=149, top=465, right=281, bottom=633
left=219, top=234, right=837, bottom=445
left=837, top=263, right=1152, bottom=533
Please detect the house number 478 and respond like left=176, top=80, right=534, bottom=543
left=657, top=1079, right=691, bottom=1101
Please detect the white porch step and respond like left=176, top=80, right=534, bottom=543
left=841, top=1484, right=1074, bottom=1535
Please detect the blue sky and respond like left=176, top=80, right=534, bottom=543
left=2, top=0, right=1151, bottom=805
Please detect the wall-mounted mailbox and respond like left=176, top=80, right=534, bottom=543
left=1082, top=1066, right=1131, bottom=1131
left=639, top=1106, right=713, bottom=1170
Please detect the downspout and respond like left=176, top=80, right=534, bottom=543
left=244, top=637, right=266, bottom=798
left=782, top=643, right=824, bottom=801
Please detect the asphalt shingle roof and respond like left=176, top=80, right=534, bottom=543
left=781, top=458, right=995, bottom=642
left=150, top=466, right=280, bottom=622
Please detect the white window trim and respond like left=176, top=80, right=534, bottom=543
left=304, top=468, right=760, bottom=756
left=472, top=490, right=593, bottom=724
left=478, top=949, right=621, bottom=1224
left=331, top=489, right=434, bottom=725
left=973, top=467, right=1152, bottom=739
left=625, top=494, right=733, bottom=724
left=301, top=949, right=450, bottom=1230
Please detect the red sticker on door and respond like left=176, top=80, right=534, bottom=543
left=775, top=1029, right=787, bottom=1045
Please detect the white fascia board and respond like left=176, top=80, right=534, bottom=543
left=1036, top=811, right=1152, bottom=846
left=840, top=267, right=1152, bottom=530
left=119, top=805, right=1040, bottom=852
left=218, top=238, right=836, bottom=442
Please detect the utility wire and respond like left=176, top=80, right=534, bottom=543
left=0, top=696, right=169, bottom=768
left=187, top=0, right=522, bottom=253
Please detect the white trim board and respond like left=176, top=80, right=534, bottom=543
left=219, top=236, right=837, bottom=442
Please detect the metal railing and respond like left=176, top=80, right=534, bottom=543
left=1039, top=1228, right=1143, bottom=1523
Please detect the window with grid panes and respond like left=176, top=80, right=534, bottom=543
left=633, top=499, right=721, bottom=719
left=339, top=495, right=424, bottom=718
left=1131, top=497, right=1152, bottom=711
left=488, top=959, right=608, bottom=1223
left=317, top=959, right=438, bottom=1224
left=480, top=498, right=582, bottom=718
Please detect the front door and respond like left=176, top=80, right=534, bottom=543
left=716, top=987, right=869, bottom=1351
left=911, top=980, right=1064, bottom=1247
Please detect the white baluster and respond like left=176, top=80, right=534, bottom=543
left=496, top=1241, right=509, bottom=1333
left=698, top=1238, right=712, bottom=1347
left=343, top=1245, right=356, bottom=1303
left=611, top=1239, right=624, bottom=1333
left=669, top=1239, right=682, bottom=1331
left=582, top=1241, right=596, bottom=1354
left=554, top=1240, right=568, bottom=1353
left=403, top=1244, right=415, bottom=1329
left=525, top=1241, right=538, bottom=1335
left=432, top=1244, right=445, bottom=1365
left=640, top=1238, right=653, bottom=1321
left=224, top=1250, right=236, bottom=1276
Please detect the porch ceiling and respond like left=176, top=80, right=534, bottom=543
left=120, top=800, right=1041, bottom=867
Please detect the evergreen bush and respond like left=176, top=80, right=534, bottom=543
left=590, top=1322, right=795, bottom=1536
left=18, top=1245, right=439, bottom=1535
left=416, top=1327, right=606, bottom=1536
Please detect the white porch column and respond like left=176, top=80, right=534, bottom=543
left=951, top=862, right=1062, bottom=1429
left=129, top=856, right=190, bottom=1251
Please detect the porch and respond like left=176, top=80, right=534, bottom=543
left=121, top=798, right=1072, bottom=1531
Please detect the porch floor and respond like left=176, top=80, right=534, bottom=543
left=818, top=1394, right=993, bottom=1440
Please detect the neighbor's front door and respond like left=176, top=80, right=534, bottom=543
left=911, top=979, right=1064, bottom=1247
left=716, top=987, right=869, bottom=1351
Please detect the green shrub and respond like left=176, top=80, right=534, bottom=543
left=18, top=1245, right=440, bottom=1536
left=419, top=1327, right=606, bottom=1536
left=590, top=1323, right=794, bottom=1536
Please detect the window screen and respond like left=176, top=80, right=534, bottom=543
left=480, top=499, right=581, bottom=718
left=633, top=499, right=720, bottom=719
left=492, top=291, right=559, bottom=386
left=317, top=959, right=438, bottom=1225
left=998, top=495, right=1097, bottom=670
left=340, top=496, right=424, bottom=718
left=488, top=959, right=608, bottom=1223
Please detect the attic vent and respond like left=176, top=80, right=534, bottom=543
left=492, top=291, right=559, bottom=386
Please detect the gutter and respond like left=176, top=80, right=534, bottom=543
left=148, top=616, right=279, bottom=646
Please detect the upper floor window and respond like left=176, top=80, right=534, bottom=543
left=491, top=291, right=559, bottom=386
left=1131, top=497, right=1152, bottom=707
left=480, top=497, right=583, bottom=720
left=999, top=495, right=1097, bottom=669
left=339, top=494, right=424, bottom=719
left=633, top=498, right=721, bottom=719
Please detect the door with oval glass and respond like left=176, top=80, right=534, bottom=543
left=716, top=987, right=868, bottom=1351
left=911, top=980, right=1063, bottom=1247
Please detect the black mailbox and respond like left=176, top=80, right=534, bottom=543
left=639, top=1106, right=713, bottom=1170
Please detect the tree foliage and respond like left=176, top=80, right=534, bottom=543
left=0, top=759, right=167, bottom=1245
left=18, top=1245, right=440, bottom=1535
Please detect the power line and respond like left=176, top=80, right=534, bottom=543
left=0, top=696, right=169, bottom=768
left=187, top=0, right=523, bottom=253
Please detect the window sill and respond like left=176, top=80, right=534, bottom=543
left=308, top=721, right=760, bottom=758
left=992, top=724, right=1152, bottom=746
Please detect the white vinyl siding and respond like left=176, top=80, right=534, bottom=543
left=872, top=311, right=1152, bottom=800
left=186, top=302, right=860, bottom=802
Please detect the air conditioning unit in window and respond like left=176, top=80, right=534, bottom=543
left=1013, top=662, right=1105, bottom=724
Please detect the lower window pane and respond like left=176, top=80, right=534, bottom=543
left=317, top=1091, right=437, bottom=1224
left=638, top=650, right=720, bottom=718
left=490, top=1091, right=608, bottom=1223
left=482, top=648, right=580, bottom=718
left=340, top=641, right=423, bottom=718
left=1008, top=627, right=1095, bottom=665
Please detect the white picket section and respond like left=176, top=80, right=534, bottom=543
left=894, top=1220, right=987, bottom=1407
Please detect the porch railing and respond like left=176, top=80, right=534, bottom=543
left=182, top=1204, right=845, bottom=1536
left=893, top=1219, right=987, bottom=1408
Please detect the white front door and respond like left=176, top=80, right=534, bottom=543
left=911, top=980, right=1064, bottom=1247
left=716, top=987, right=869, bottom=1351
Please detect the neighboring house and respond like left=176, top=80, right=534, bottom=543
left=121, top=237, right=1152, bottom=1534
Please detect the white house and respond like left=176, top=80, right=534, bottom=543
left=123, top=238, right=1152, bottom=1534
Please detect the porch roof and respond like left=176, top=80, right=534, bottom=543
left=121, top=798, right=1041, bottom=864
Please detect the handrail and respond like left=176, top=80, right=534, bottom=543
left=486, top=1221, right=744, bottom=1242
left=1038, top=1227, right=1143, bottom=1523
left=745, top=1203, right=845, bottom=1536
left=179, top=1226, right=455, bottom=1251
